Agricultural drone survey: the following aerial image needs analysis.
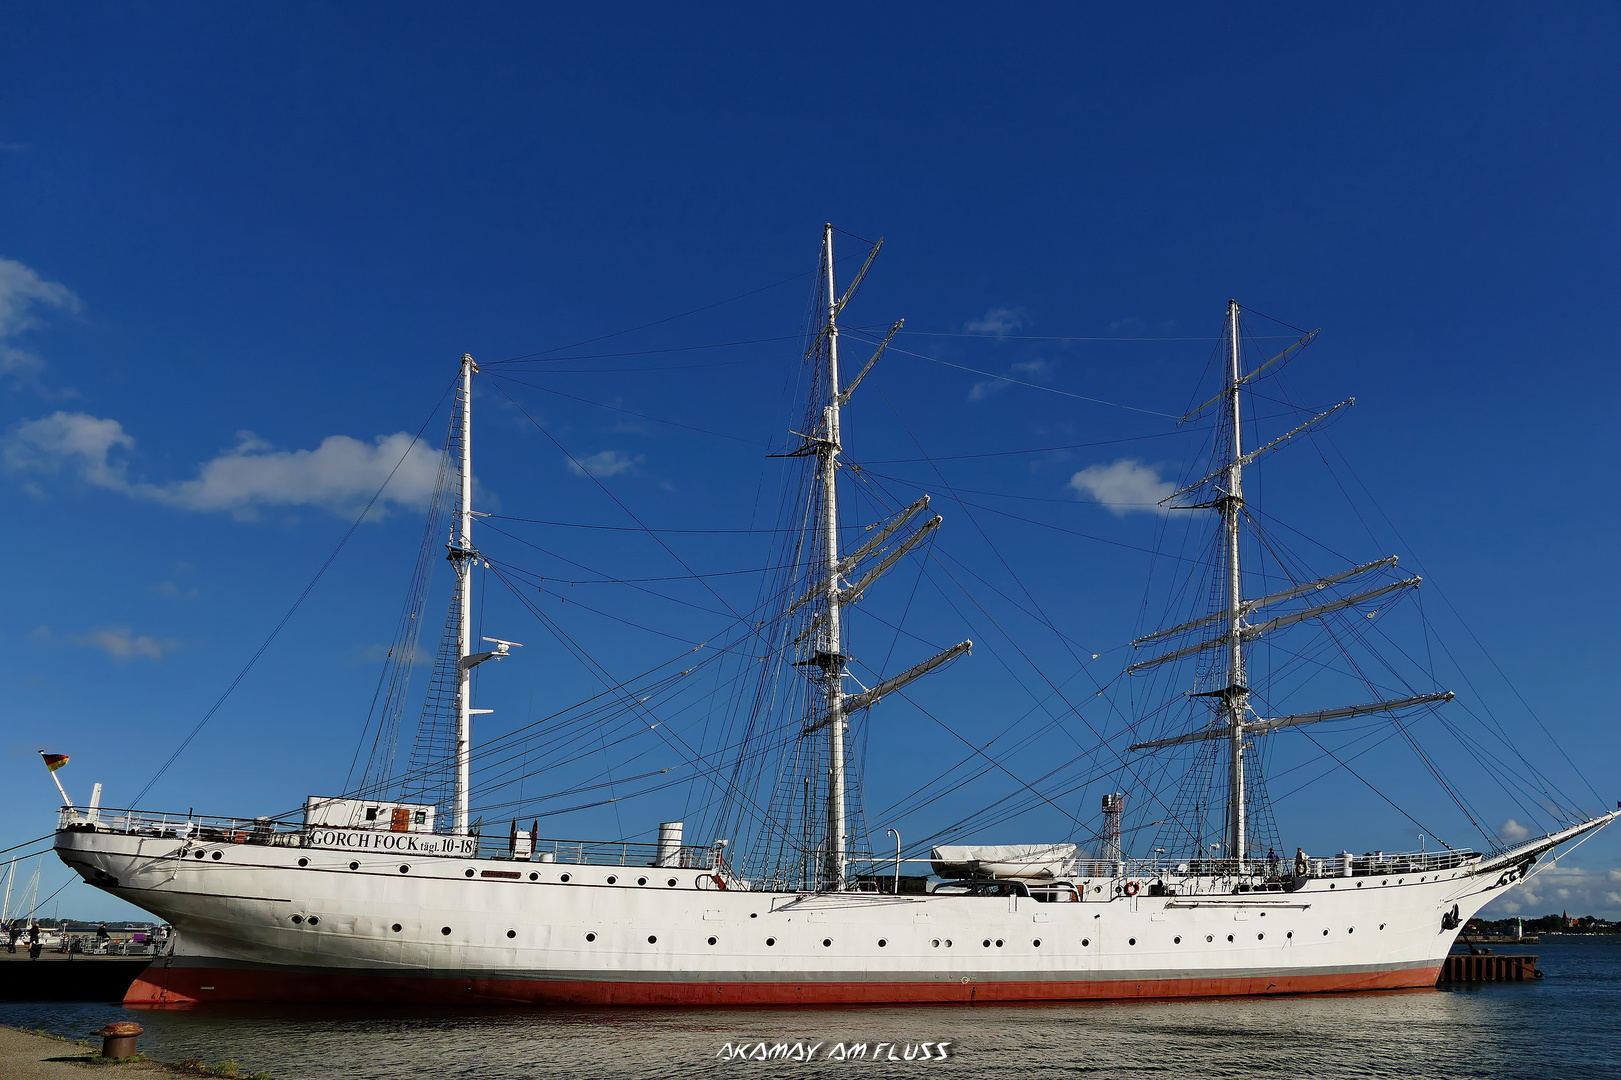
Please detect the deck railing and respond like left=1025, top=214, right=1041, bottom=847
left=57, top=806, right=721, bottom=870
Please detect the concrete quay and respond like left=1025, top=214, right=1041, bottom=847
left=0, top=953, right=149, bottom=1002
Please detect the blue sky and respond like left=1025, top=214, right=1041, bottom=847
left=2, top=4, right=1618, bottom=921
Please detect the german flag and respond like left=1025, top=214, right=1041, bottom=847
left=40, top=752, right=69, bottom=772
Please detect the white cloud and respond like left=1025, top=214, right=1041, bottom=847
left=0, top=255, right=81, bottom=386
left=3, top=412, right=133, bottom=487
left=1068, top=459, right=1174, bottom=515
left=968, top=378, right=1008, bottom=402
left=1499, top=818, right=1531, bottom=842
left=963, top=306, right=1030, bottom=337
left=568, top=449, right=642, bottom=478
left=1481, top=862, right=1621, bottom=919
left=969, top=357, right=1056, bottom=402
left=3, top=411, right=441, bottom=519
left=74, top=626, right=177, bottom=662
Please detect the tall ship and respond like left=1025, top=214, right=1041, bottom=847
left=54, top=228, right=1614, bottom=1005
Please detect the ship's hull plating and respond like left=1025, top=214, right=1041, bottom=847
left=57, top=829, right=1511, bottom=1007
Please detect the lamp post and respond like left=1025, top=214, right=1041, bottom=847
left=885, top=829, right=901, bottom=896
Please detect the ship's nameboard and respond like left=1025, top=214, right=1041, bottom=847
left=304, top=828, right=478, bottom=856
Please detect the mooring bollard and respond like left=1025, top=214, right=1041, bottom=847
left=92, top=1021, right=143, bottom=1059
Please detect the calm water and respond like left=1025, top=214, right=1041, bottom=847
left=4, top=938, right=1617, bottom=1079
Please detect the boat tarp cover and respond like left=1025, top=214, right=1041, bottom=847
left=930, top=844, right=1077, bottom=880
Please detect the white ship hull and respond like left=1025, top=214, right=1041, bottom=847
left=57, top=815, right=1594, bottom=1007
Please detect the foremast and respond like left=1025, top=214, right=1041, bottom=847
left=795, top=225, right=970, bottom=891
left=1128, top=302, right=1451, bottom=867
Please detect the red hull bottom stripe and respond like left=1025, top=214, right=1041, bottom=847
left=126, top=962, right=1441, bottom=1007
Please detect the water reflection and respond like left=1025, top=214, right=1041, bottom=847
left=4, top=939, right=1617, bottom=1079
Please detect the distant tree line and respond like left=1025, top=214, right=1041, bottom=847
left=1467, top=914, right=1618, bottom=934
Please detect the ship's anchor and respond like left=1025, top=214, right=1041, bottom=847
left=1440, top=904, right=1461, bottom=931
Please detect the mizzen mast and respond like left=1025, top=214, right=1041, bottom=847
left=451, top=353, right=477, bottom=836
left=448, top=352, right=520, bottom=837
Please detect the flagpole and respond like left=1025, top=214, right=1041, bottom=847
left=39, top=752, right=71, bottom=807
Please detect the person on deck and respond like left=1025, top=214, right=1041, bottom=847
left=1294, top=847, right=1309, bottom=877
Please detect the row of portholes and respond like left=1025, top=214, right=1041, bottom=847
left=291, top=858, right=686, bottom=888
left=192, top=849, right=223, bottom=860
left=1330, top=875, right=1434, bottom=890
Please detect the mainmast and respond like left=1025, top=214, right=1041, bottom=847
left=1220, top=301, right=1249, bottom=864
left=451, top=353, right=477, bottom=836
left=818, top=224, right=850, bottom=891
left=785, top=225, right=970, bottom=892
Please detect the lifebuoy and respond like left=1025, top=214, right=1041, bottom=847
left=1123, top=880, right=1140, bottom=897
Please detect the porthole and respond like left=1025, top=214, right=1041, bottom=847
left=647, top=935, right=658, bottom=944
left=560, top=873, right=572, bottom=883
left=1286, top=932, right=1293, bottom=939
left=297, top=857, right=309, bottom=867
left=1174, top=936, right=1182, bottom=944
left=1258, top=933, right=1265, bottom=940
left=464, top=869, right=475, bottom=878
left=1206, top=935, right=1213, bottom=942
left=1323, top=929, right=1329, bottom=936
left=825, top=938, right=834, bottom=948
left=944, top=939, right=953, bottom=947
left=878, top=939, right=888, bottom=948
left=996, top=939, right=1005, bottom=948
left=637, top=877, right=648, bottom=886
left=1379, top=923, right=1386, bottom=930
left=1382, top=879, right=1388, bottom=886
left=1398, top=878, right=1404, bottom=884
left=706, top=936, right=717, bottom=946
left=506, top=929, right=517, bottom=939
left=440, top=926, right=451, bottom=935
left=1128, top=938, right=1136, bottom=946
left=1226, top=935, right=1234, bottom=942
left=766, top=937, right=776, bottom=947
left=607, top=875, right=618, bottom=885
left=1356, top=882, right=1362, bottom=888
left=667, top=878, right=678, bottom=887
left=983, top=939, right=992, bottom=948
left=1082, top=938, right=1091, bottom=947
left=307, top=916, right=319, bottom=926
left=931, top=939, right=940, bottom=948
left=1330, top=883, right=1336, bottom=889
left=586, top=932, right=596, bottom=942
left=1349, top=927, right=1355, bottom=934
left=528, top=872, right=539, bottom=881
left=749, top=912, right=758, bottom=919
left=211, top=851, right=223, bottom=860
left=399, top=864, right=410, bottom=874
left=391, top=923, right=402, bottom=933
left=290, top=914, right=303, bottom=924
left=349, top=861, right=360, bottom=870
left=1033, top=939, right=1042, bottom=948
